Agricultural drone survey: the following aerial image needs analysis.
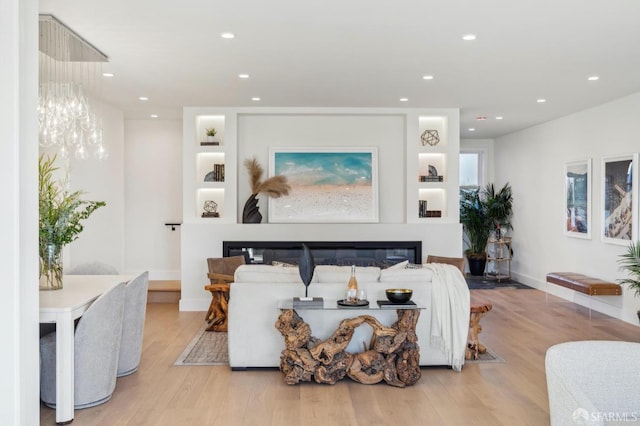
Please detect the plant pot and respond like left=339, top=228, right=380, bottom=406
left=467, top=256, right=487, bottom=276
left=40, top=243, right=63, bottom=290
left=206, top=136, right=215, bottom=142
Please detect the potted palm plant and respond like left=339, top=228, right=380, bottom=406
left=39, top=155, right=105, bottom=290
left=484, top=182, right=514, bottom=238
left=460, top=187, right=491, bottom=275
left=460, top=182, right=514, bottom=275
left=618, top=241, right=640, bottom=322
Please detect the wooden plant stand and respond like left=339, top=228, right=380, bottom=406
left=275, top=309, right=421, bottom=387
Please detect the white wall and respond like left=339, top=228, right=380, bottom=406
left=0, top=0, right=40, bottom=423
left=495, top=92, right=640, bottom=325
left=124, top=119, right=182, bottom=279
left=66, top=102, right=126, bottom=272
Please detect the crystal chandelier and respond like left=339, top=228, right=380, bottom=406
left=38, top=15, right=109, bottom=160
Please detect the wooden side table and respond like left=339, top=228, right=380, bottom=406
left=204, top=274, right=232, bottom=332
left=465, top=303, right=493, bottom=360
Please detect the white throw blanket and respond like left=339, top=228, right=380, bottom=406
left=424, top=263, right=470, bottom=371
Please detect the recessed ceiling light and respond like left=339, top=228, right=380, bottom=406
left=150, top=114, right=158, bottom=118
left=496, top=116, right=503, bottom=120
left=537, top=99, right=547, bottom=103
left=476, top=116, right=487, bottom=121
left=468, top=128, right=476, bottom=131
left=399, top=98, right=409, bottom=102
left=251, top=97, right=261, bottom=101
left=462, top=34, right=477, bottom=41
left=138, top=96, right=148, bottom=101
left=221, top=32, right=235, bottom=39
left=587, top=75, right=600, bottom=81
left=102, top=72, right=114, bottom=77
left=238, top=74, right=250, bottom=79
left=422, top=75, right=434, bottom=80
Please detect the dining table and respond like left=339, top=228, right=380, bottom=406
left=39, top=274, right=133, bottom=424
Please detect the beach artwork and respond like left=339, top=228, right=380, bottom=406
left=602, top=154, right=638, bottom=244
left=565, top=159, right=591, bottom=239
left=269, top=148, right=378, bottom=223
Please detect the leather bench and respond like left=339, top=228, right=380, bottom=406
left=546, top=272, right=621, bottom=296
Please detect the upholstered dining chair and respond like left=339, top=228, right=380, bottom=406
left=40, top=281, right=127, bottom=409
left=68, top=261, right=119, bottom=275
left=426, top=255, right=466, bottom=276
left=117, top=271, right=149, bottom=377
left=205, top=255, right=246, bottom=332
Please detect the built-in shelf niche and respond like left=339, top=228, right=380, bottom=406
left=418, top=153, right=446, bottom=184
left=196, top=115, right=226, bottom=146
left=196, top=152, right=225, bottom=182
left=418, top=188, right=447, bottom=219
left=418, top=116, right=447, bottom=149
left=196, top=188, right=225, bottom=219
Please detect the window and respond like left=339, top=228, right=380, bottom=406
left=460, top=152, right=483, bottom=189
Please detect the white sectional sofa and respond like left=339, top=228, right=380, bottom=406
left=228, top=263, right=470, bottom=369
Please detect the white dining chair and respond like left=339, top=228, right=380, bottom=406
left=117, top=271, right=149, bottom=377
left=40, top=281, right=127, bottom=409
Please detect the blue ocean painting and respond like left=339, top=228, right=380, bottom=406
left=274, top=152, right=373, bottom=187
left=270, top=150, right=378, bottom=222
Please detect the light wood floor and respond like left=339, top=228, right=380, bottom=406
left=40, top=288, right=640, bottom=426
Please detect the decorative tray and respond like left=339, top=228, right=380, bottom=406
left=337, top=299, right=370, bottom=308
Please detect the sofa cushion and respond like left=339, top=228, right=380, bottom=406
left=315, top=265, right=381, bottom=283
left=379, top=266, right=432, bottom=283
left=234, top=264, right=315, bottom=284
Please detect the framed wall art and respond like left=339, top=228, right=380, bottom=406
left=564, top=159, right=592, bottom=239
left=601, top=153, right=638, bottom=245
left=269, top=147, right=379, bottom=223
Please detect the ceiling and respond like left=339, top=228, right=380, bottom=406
left=39, top=0, right=640, bottom=139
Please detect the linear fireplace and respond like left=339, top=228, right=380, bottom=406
left=223, top=241, right=421, bottom=267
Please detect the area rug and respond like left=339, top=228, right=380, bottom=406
left=465, top=275, right=532, bottom=290
left=464, top=345, right=505, bottom=364
left=175, top=322, right=505, bottom=366
left=174, top=323, right=228, bottom=366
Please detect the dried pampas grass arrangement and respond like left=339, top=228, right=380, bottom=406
left=242, top=158, right=291, bottom=223
left=244, top=158, right=290, bottom=197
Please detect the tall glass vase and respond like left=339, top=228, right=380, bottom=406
left=40, top=243, right=63, bottom=290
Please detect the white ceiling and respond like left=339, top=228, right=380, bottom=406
left=39, top=0, right=640, bottom=139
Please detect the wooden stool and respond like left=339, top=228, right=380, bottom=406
left=465, top=303, right=493, bottom=360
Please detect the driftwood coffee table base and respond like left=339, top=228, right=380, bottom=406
left=275, top=309, right=421, bottom=387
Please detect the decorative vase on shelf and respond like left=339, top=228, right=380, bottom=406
left=40, top=243, right=63, bottom=290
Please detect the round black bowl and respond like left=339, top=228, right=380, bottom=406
left=385, top=288, right=413, bottom=304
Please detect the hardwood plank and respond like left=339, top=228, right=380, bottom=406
left=40, top=288, right=640, bottom=425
